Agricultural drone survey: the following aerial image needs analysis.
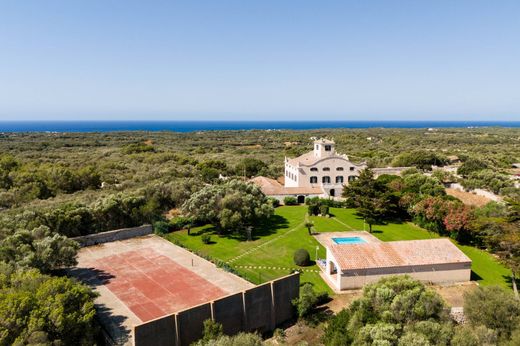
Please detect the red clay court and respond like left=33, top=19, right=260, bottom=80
left=92, top=248, right=226, bottom=322
left=70, top=235, right=253, bottom=344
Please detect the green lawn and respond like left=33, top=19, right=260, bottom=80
left=165, top=206, right=512, bottom=292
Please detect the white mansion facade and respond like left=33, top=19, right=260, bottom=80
left=284, top=139, right=366, bottom=197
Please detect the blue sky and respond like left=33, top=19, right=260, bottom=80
left=0, top=1, right=519, bottom=121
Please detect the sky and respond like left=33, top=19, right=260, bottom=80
left=0, top=1, right=519, bottom=121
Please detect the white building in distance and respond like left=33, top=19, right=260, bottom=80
left=284, top=138, right=366, bottom=198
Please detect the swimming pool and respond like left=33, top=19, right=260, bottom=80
left=332, top=236, right=367, bottom=245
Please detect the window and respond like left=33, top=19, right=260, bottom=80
left=323, top=167, right=330, bottom=171
left=336, top=176, right=344, bottom=183
left=336, top=167, right=344, bottom=171
left=322, top=176, right=331, bottom=184
left=310, top=167, right=318, bottom=172
left=310, top=176, right=318, bottom=183
left=325, top=145, right=331, bottom=151
left=315, top=145, right=319, bottom=150
left=348, top=175, right=356, bottom=182
left=349, top=167, right=355, bottom=171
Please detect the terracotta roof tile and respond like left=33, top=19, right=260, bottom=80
left=329, top=238, right=471, bottom=271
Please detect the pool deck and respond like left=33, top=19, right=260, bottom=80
left=314, top=231, right=382, bottom=248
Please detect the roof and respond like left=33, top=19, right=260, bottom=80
left=250, top=176, right=323, bottom=195
left=286, top=151, right=353, bottom=167
left=314, top=138, right=335, bottom=144
left=328, top=238, right=471, bottom=271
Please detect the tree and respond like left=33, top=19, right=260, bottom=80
left=342, top=168, right=398, bottom=232
left=304, top=220, right=314, bottom=235
left=200, top=319, right=223, bottom=343
left=463, top=286, right=520, bottom=341
left=193, top=332, right=264, bottom=346
left=391, top=150, right=448, bottom=170
left=458, top=157, right=488, bottom=177
left=0, top=266, right=97, bottom=345
left=0, top=226, right=79, bottom=273
left=182, top=180, right=273, bottom=235
left=234, top=158, right=267, bottom=178
left=292, top=283, right=326, bottom=318
left=443, top=205, right=475, bottom=243
left=323, top=276, right=451, bottom=346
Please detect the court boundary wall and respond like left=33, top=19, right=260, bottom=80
left=133, top=272, right=300, bottom=346
left=72, top=225, right=153, bottom=247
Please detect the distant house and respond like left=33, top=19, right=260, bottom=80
left=315, top=232, right=472, bottom=290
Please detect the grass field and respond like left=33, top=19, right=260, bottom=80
left=165, top=206, right=512, bottom=293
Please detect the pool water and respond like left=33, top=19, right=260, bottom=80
left=332, top=236, right=367, bottom=245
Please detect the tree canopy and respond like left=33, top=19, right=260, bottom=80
left=182, top=180, right=273, bottom=234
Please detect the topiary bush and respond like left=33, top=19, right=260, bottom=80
left=283, top=196, right=298, bottom=205
left=293, top=249, right=311, bottom=266
left=201, top=234, right=212, bottom=244
left=320, top=205, right=329, bottom=216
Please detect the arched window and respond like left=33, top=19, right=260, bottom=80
left=322, top=176, right=331, bottom=184
left=310, top=176, right=317, bottom=183
left=349, top=167, right=355, bottom=171
left=310, top=167, right=318, bottom=172
left=323, top=167, right=330, bottom=171
left=336, top=167, right=344, bottom=171
left=336, top=176, right=344, bottom=183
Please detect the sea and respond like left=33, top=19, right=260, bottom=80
left=0, top=121, right=519, bottom=133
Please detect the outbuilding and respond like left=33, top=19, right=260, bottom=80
left=314, top=232, right=472, bottom=290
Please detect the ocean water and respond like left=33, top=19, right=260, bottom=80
left=0, top=120, right=519, bottom=133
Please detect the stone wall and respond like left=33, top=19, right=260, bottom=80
left=72, top=225, right=152, bottom=247
left=133, top=273, right=300, bottom=346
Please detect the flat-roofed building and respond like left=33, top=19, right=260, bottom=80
left=314, top=232, right=472, bottom=290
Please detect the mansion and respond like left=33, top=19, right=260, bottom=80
left=252, top=138, right=366, bottom=202
left=284, top=139, right=366, bottom=198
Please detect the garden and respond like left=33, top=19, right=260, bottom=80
left=165, top=205, right=512, bottom=293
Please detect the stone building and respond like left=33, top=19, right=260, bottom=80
left=284, top=138, right=366, bottom=198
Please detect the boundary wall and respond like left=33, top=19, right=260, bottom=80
left=72, top=225, right=152, bottom=247
left=133, top=273, right=300, bottom=346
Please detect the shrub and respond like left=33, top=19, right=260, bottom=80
left=153, top=221, right=170, bottom=235
left=293, top=249, right=311, bottom=266
left=284, top=196, right=298, bottom=205
left=169, top=216, right=191, bottom=231
left=308, top=204, right=320, bottom=216
left=320, top=205, right=329, bottom=216
left=201, top=319, right=223, bottom=343
left=292, top=283, right=324, bottom=318
left=201, top=234, right=212, bottom=244
left=268, top=197, right=280, bottom=208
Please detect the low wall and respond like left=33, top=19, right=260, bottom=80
left=72, top=225, right=152, bottom=247
left=339, top=263, right=472, bottom=289
left=133, top=273, right=300, bottom=346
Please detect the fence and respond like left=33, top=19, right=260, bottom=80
left=133, top=272, right=300, bottom=346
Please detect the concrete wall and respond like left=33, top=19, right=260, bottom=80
left=133, top=314, right=176, bottom=346
left=211, top=292, right=244, bottom=335
left=132, top=273, right=300, bottom=346
left=176, top=303, right=212, bottom=346
left=72, top=225, right=152, bottom=247
left=271, top=273, right=299, bottom=326
left=338, top=262, right=472, bottom=290
left=243, top=283, right=273, bottom=333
